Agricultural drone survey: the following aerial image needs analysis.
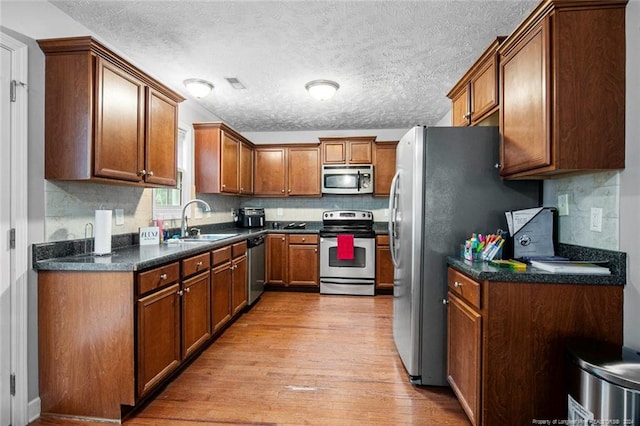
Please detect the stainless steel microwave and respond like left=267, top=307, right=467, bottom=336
left=321, top=165, right=374, bottom=194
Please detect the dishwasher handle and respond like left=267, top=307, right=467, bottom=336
left=247, top=235, right=265, bottom=248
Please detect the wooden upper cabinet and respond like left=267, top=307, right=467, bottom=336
left=320, top=137, right=375, bottom=164
left=193, top=122, right=254, bottom=194
left=288, top=146, right=320, bottom=196
left=372, top=141, right=397, bottom=196
left=254, top=145, right=320, bottom=196
left=221, top=133, right=239, bottom=194
left=498, top=0, right=627, bottom=179
left=447, top=37, right=505, bottom=127
left=254, top=147, right=286, bottom=195
left=239, top=142, right=254, bottom=195
left=38, top=36, right=183, bottom=187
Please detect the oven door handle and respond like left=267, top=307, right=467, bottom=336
left=388, top=171, right=400, bottom=268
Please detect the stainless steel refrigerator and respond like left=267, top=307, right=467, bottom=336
left=387, top=126, right=540, bottom=386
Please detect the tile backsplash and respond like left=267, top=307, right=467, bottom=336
left=44, top=180, right=389, bottom=242
left=544, top=171, right=620, bottom=250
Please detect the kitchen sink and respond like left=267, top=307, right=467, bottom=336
left=179, top=233, right=239, bottom=242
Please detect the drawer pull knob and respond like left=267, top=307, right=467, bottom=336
left=177, top=290, right=183, bottom=296
left=185, top=287, right=191, bottom=293
left=147, top=171, right=154, bottom=177
left=454, top=281, right=461, bottom=288
left=196, top=261, right=203, bottom=267
left=442, top=299, right=449, bottom=305
left=160, top=273, right=168, bottom=280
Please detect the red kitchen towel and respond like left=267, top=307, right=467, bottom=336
left=337, top=234, right=355, bottom=260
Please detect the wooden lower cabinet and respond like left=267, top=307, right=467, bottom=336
left=137, top=283, right=181, bottom=397
left=211, top=248, right=233, bottom=333
left=375, top=235, right=393, bottom=291
left=288, top=235, right=319, bottom=286
left=231, top=242, right=248, bottom=315
left=267, top=233, right=319, bottom=287
left=181, top=270, right=212, bottom=359
left=446, top=267, right=623, bottom=425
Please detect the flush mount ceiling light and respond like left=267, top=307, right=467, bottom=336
left=183, top=78, right=214, bottom=98
left=305, top=79, right=340, bottom=101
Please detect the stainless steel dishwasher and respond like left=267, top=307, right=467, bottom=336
left=246, top=234, right=265, bottom=305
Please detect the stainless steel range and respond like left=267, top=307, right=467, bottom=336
left=319, top=210, right=376, bottom=296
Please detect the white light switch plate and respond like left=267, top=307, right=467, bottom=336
left=115, top=209, right=124, bottom=225
left=557, top=194, right=569, bottom=216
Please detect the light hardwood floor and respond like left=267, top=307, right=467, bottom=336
left=32, top=291, right=469, bottom=425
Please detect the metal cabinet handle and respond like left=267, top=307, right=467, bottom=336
left=494, top=163, right=502, bottom=169
left=454, top=281, right=461, bottom=288
left=185, top=287, right=190, bottom=293
left=196, top=261, right=203, bottom=267
left=177, top=290, right=183, bottom=296
left=314, top=248, right=317, bottom=253
left=288, top=189, right=291, bottom=193
left=160, top=273, right=168, bottom=280
left=138, top=169, right=146, bottom=176
left=282, top=237, right=285, bottom=241
left=222, top=184, right=227, bottom=188
left=281, top=189, right=285, bottom=193
left=302, top=238, right=305, bottom=242
left=147, top=171, right=154, bottom=177
left=442, top=299, right=449, bottom=305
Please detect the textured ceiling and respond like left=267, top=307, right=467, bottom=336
left=49, top=0, right=537, bottom=132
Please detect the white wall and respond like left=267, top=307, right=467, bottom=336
left=620, top=0, right=640, bottom=349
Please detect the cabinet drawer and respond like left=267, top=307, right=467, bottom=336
left=212, top=246, right=231, bottom=267
left=232, top=241, right=247, bottom=258
left=288, top=234, right=318, bottom=245
left=138, top=262, right=180, bottom=295
left=448, top=268, right=481, bottom=309
left=181, top=252, right=211, bottom=278
left=377, top=235, right=389, bottom=246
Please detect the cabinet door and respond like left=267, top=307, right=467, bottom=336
left=500, top=20, right=551, bottom=176
left=182, top=271, right=211, bottom=359
left=239, top=142, right=254, bottom=195
left=447, top=292, right=481, bottom=426
left=287, top=243, right=319, bottom=286
left=288, top=147, right=320, bottom=196
left=211, top=262, right=232, bottom=333
left=95, top=58, right=145, bottom=182
left=231, top=255, right=248, bottom=316
left=145, top=87, right=178, bottom=186
left=470, top=58, right=499, bottom=124
left=451, top=86, right=470, bottom=127
left=372, top=142, right=397, bottom=196
left=220, top=133, right=239, bottom=193
left=266, top=234, right=287, bottom=285
left=254, top=148, right=286, bottom=195
left=322, top=141, right=346, bottom=164
left=348, top=140, right=372, bottom=164
left=375, top=237, right=394, bottom=290
left=137, top=283, right=181, bottom=397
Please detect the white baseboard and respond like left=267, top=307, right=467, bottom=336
left=27, top=397, right=41, bottom=423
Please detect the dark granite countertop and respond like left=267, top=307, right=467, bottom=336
left=34, top=225, right=320, bottom=272
left=447, top=243, right=626, bottom=285
left=34, top=220, right=390, bottom=272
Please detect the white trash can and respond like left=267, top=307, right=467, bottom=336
left=566, top=339, right=640, bottom=425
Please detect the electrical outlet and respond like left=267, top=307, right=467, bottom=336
left=557, top=194, right=569, bottom=216
left=590, top=207, right=603, bottom=232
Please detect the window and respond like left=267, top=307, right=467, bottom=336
left=152, top=126, right=189, bottom=220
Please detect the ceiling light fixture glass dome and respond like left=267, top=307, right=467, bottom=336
left=183, top=78, right=214, bottom=98
left=305, top=79, right=340, bottom=101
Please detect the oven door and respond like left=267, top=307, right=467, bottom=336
left=320, top=236, right=376, bottom=279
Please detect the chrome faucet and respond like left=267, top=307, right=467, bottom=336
left=181, top=199, right=212, bottom=237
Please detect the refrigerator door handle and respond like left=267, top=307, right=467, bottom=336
left=388, top=171, right=400, bottom=268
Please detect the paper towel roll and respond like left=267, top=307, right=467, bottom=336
left=94, top=210, right=112, bottom=255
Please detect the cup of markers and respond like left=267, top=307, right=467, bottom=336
left=463, top=233, right=504, bottom=261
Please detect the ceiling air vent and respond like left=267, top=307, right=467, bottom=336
left=225, top=77, right=246, bottom=90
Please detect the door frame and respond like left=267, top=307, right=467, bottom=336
left=2, top=31, right=30, bottom=426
